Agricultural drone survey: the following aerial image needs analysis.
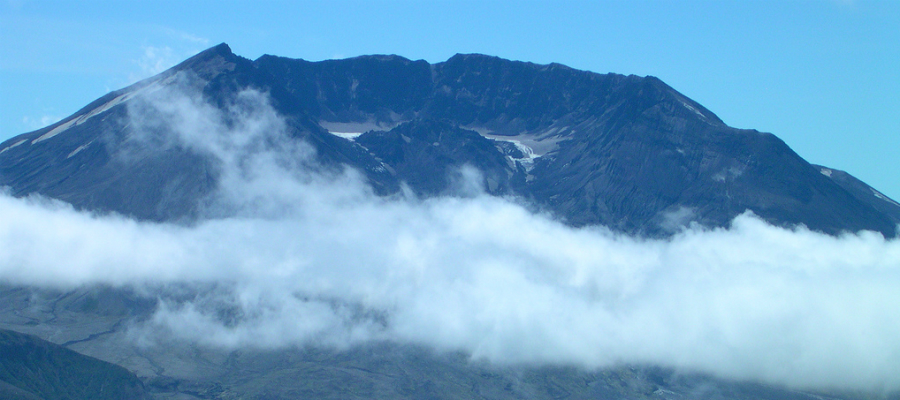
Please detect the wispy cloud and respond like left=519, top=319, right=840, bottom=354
left=174, top=31, right=210, bottom=45
left=125, top=28, right=209, bottom=84
left=21, top=114, right=62, bottom=130
left=129, top=45, right=179, bottom=83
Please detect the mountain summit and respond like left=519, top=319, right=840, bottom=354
left=2, top=43, right=898, bottom=236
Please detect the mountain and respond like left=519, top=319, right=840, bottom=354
left=1, top=44, right=899, bottom=400
left=2, top=43, right=898, bottom=236
left=0, top=328, right=148, bottom=400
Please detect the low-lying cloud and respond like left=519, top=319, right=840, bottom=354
left=2, top=81, right=899, bottom=393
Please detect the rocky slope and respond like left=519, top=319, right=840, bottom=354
left=0, top=328, right=148, bottom=400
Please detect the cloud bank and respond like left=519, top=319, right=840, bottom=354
left=1, top=82, right=899, bottom=393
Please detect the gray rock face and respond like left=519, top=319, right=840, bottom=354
left=2, top=43, right=897, bottom=236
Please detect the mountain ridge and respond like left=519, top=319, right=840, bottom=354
left=1, top=43, right=898, bottom=236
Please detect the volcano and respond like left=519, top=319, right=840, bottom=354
left=1, top=44, right=898, bottom=400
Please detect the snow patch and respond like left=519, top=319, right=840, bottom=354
left=871, top=188, right=900, bottom=207
left=478, top=130, right=567, bottom=157
left=329, top=131, right=365, bottom=140
left=485, top=136, right=541, bottom=171
left=33, top=119, right=77, bottom=144
left=507, top=140, right=538, bottom=166
left=680, top=100, right=706, bottom=120
left=66, top=142, right=93, bottom=159
left=820, top=168, right=833, bottom=177
left=0, top=139, right=27, bottom=155
left=474, top=125, right=574, bottom=173
left=320, top=120, right=395, bottom=139
left=33, top=92, right=133, bottom=144
left=321, top=120, right=399, bottom=141
left=31, top=74, right=178, bottom=144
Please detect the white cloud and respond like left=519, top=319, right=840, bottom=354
left=127, top=31, right=209, bottom=83
left=21, top=114, right=62, bottom=130
left=1, top=83, right=899, bottom=393
left=130, top=46, right=179, bottom=83
left=176, top=32, right=210, bottom=45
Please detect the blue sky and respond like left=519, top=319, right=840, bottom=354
left=1, top=0, right=898, bottom=200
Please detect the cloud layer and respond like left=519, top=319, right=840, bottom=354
left=2, top=83, right=899, bottom=392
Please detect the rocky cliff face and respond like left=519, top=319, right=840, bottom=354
left=2, top=42, right=898, bottom=236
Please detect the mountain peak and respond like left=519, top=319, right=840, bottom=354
left=194, top=42, right=234, bottom=60
left=168, top=42, right=243, bottom=81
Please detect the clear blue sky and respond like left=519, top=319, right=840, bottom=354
left=2, top=0, right=898, bottom=200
